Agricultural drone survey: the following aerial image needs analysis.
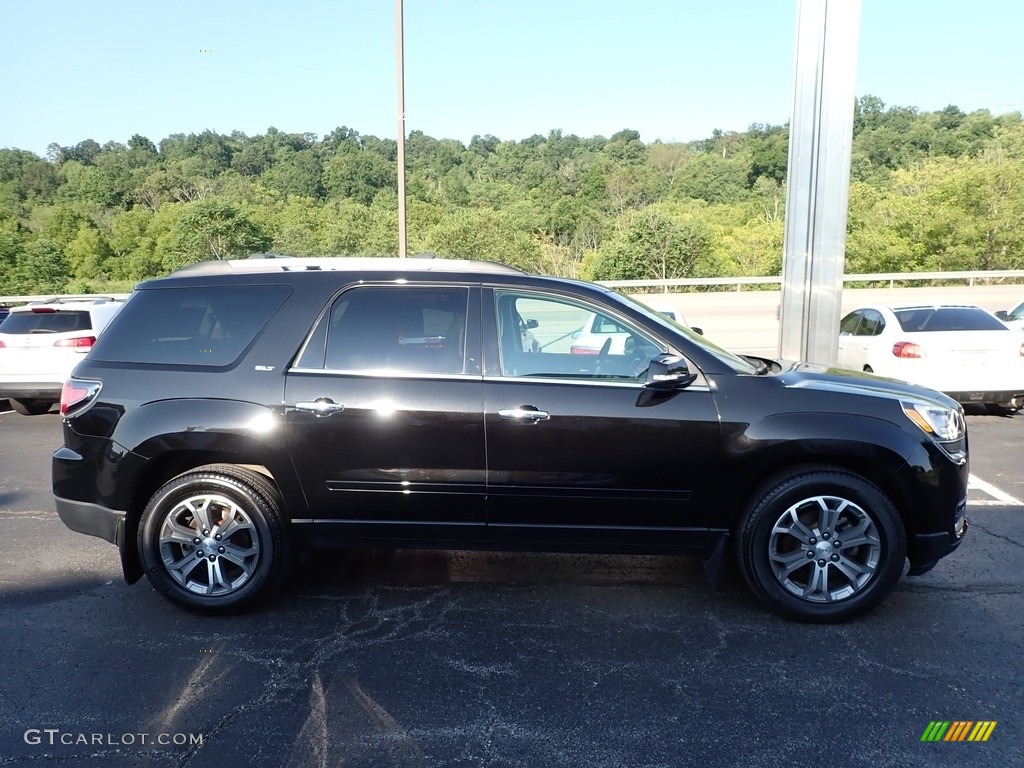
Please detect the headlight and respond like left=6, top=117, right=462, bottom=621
left=901, top=400, right=965, bottom=441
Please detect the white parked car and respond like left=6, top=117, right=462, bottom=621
left=837, top=303, right=1024, bottom=415
left=994, top=299, right=1024, bottom=330
left=0, top=296, right=125, bottom=415
left=570, top=309, right=700, bottom=356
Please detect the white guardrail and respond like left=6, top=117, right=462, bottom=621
left=3, top=270, right=1024, bottom=305
left=597, top=269, right=1024, bottom=291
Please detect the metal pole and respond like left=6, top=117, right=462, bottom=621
left=778, top=0, right=861, bottom=364
left=395, top=0, right=408, bottom=258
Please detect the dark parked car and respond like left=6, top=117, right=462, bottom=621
left=53, top=257, right=969, bottom=622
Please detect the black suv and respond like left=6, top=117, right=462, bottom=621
left=53, top=257, right=969, bottom=622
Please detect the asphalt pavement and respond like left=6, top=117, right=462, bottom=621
left=0, top=408, right=1020, bottom=767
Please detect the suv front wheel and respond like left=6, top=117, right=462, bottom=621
left=138, top=465, right=288, bottom=614
left=737, top=468, right=906, bottom=623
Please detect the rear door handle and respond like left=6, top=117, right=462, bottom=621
left=498, top=406, right=550, bottom=423
left=295, top=398, right=345, bottom=416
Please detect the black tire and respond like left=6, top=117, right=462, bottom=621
left=736, top=468, right=906, bottom=623
left=138, top=465, right=288, bottom=614
left=10, top=398, right=53, bottom=415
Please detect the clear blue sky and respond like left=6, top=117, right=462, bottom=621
left=2, top=0, right=1021, bottom=156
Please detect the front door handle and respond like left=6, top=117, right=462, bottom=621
left=295, top=398, right=345, bottom=416
left=498, top=406, right=550, bottom=423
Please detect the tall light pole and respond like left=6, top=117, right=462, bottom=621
left=778, top=0, right=861, bottom=364
left=395, top=0, right=408, bottom=258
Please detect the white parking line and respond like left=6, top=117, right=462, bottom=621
left=968, top=474, right=1024, bottom=507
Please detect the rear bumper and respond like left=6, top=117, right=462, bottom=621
left=0, top=382, right=62, bottom=400
left=54, top=495, right=125, bottom=545
left=946, top=390, right=1024, bottom=407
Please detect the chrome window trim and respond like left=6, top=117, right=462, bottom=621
left=482, top=374, right=711, bottom=391
left=289, top=366, right=484, bottom=381
left=287, top=367, right=710, bottom=391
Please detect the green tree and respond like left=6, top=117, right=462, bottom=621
left=65, top=226, right=112, bottom=280
left=425, top=208, right=541, bottom=271
left=163, top=200, right=271, bottom=269
left=5, top=238, right=70, bottom=294
left=591, top=204, right=717, bottom=281
left=107, top=207, right=162, bottom=279
left=323, top=148, right=396, bottom=204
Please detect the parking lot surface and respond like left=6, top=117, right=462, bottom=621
left=0, top=408, right=1021, bottom=767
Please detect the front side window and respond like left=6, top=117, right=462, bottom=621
left=299, top=285, right=469, bottom=374
left=493, top=290, right=665, bottom=381
left=839, top=311, right=863, bottom=335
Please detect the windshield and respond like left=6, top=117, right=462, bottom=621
left=609, top=291, right=760, bottom=374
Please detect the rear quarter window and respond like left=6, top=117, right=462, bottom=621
left=89, top=285, right=291, bottom=366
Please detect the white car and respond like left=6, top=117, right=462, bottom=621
left=0, top=296, right=125, bottom=415
left=570, top=309, right=698, bottom=356
left=994, top=299, right=1024, bottom=330
left=837, top=303, right=1024, bottom=415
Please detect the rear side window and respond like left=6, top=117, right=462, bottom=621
left=89, top=285, right=290, bottom=366
left=857, top=310, right=885, bottom=336
left=296, top=285, right=469, bottom=374
left=0, top=310, right=91, bottom=334
left=592, top=314, right=631, bottom=333
left=894, top=307, right=1007, bottom=332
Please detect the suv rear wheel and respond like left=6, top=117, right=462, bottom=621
left=737, top=468, right=906, bottom=623
left=138, top=465, right=288, bottom=614
left=10, top=398, right=52, bottom=415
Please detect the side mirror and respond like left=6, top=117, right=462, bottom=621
left=645, top=353, right=698, bottom=389
left=525, top=318, right=539, bottom=329
left=995, top=310, right=1010, bottom=321
left=691, top=326, right=704, bottom=336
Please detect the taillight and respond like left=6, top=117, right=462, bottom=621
left=0, top=340, right=5, bottom=348
left=892, top=341, right=924, bottom=358
left=570, top=345, right=601, bottom=355
left=30, top=307, right=56, bottom=313
left=60, top=378, right=101, bottom=417
left=53, top=336, right=96, bottom=349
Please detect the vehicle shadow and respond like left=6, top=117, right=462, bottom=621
left=0, top=491, right=26, bottom=507
left=292, top=548, right=736, bottom=592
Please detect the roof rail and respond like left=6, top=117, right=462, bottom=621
left=25, top=295, right=124, bottom=305
left=172, top=256, right=524, bottom=275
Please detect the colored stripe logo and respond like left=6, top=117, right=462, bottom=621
left=921, top=721, right=997, bottom=742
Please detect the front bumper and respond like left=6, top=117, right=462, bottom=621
left=907, top=496, right=969, bottom=575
